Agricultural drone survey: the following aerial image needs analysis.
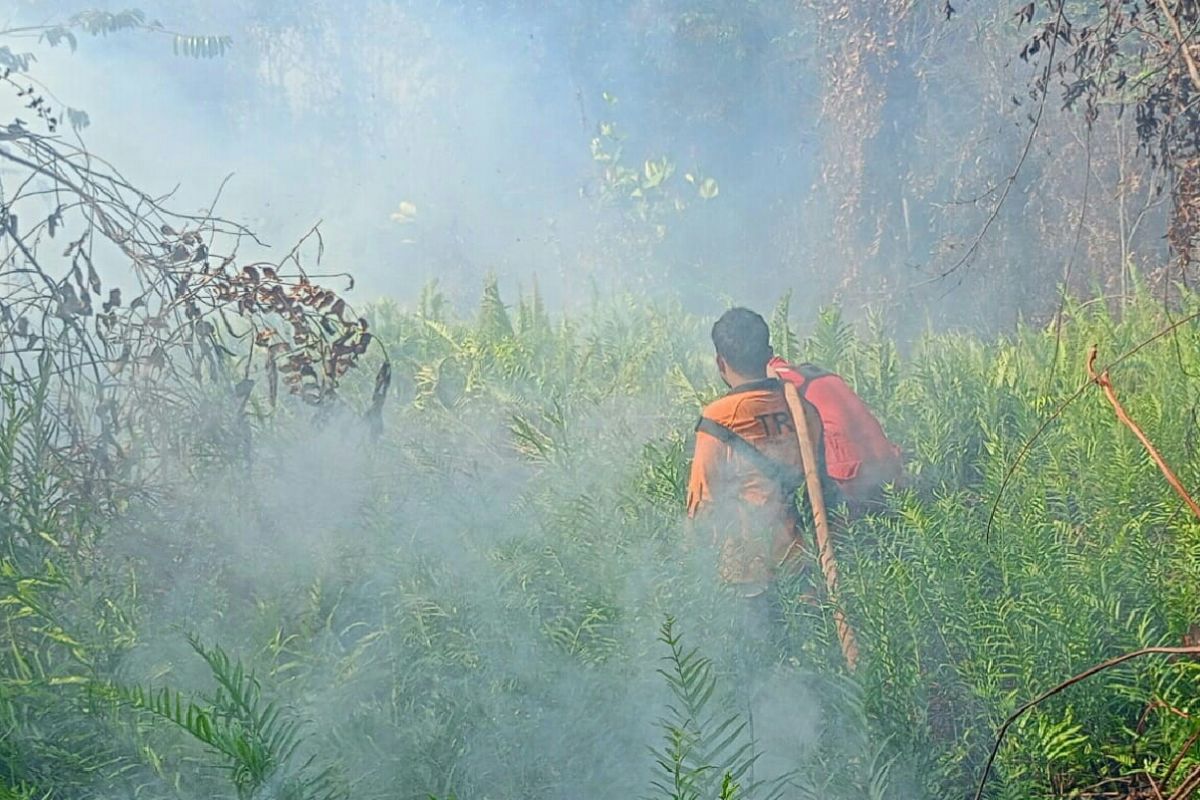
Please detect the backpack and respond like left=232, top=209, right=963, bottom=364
left=767, top=356, right=902, bottom=503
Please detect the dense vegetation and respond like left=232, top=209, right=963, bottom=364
left=6, top=3, right=1200, bottom=797
left=3, top=277, right=1200, bottom=799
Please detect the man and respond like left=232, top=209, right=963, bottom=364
left=686, top=307, right=822, bottom=599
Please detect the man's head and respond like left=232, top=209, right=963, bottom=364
left=711, top=307, right=772, bottom=386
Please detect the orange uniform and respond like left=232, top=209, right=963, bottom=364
left=686, top=378, right=820, bottom=591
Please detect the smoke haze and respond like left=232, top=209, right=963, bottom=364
left=8, top=0, right=1166, bottom=330
left=3, top=3, right=1193, bottom=799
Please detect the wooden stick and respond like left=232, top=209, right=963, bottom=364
left=1087, top=345, right=1200, bottom=522
left=777, top=375, right=860, bottom=672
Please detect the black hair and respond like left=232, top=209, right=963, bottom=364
left=711, top=307, right=772, bottom=375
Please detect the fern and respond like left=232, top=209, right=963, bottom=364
left=418, top=280, right=447, bottom=322
left=478, top=274, right=514, bottom=339
left=7, top=277, right=1200, bottom=799
left=108, top=636, right=343, bottom=800
left=804, top=306, right=854, bottom=367
left=516, top=277, right=549, bottom=337
left=768, top=292, right=800, bottom=364
left=650, top=617, right=787, bottom=800
left=509, top=412, right=561, bottom=465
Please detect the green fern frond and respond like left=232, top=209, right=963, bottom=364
left=650, top=617, right=787, bottom=800
left=804, top=306, right=853, bottom=368
left=769, top=292, right=800, bottom=364
left=478, top=274, right=514, bottom=339
left=105, top=636, right=343, bottom=800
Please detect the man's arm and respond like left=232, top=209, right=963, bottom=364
left=685, top=427, right=725, bottom=552
left=686, top=427, right=725, bottom=520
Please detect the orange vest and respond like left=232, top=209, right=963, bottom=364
left=686, top=378, right=817, bottom=588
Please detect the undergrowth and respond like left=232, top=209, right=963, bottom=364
left=3, top=281, right=1200, bottom=798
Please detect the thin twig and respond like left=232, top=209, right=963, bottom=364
left=974, top=645, right=1200, bottom=800
left=1168, top=764, right=1200, bottom=800
left=915, top=0, right=1066, bottom=287
left=1164, top=726, right=1200, bottom=786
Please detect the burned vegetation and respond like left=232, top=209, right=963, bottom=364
left=0, top=70, right=389, bottom=513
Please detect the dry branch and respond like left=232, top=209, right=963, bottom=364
left=985, top=310, right=1200, bottom=540
left=1087, top=344, right=1200, bottom=521
left=0, top=74, right=389, bottom=511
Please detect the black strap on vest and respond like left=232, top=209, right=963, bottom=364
left=695, top=417, right=805, bottom=491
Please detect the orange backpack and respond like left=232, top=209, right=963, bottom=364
left=768, top=356, right=902, bottom=503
